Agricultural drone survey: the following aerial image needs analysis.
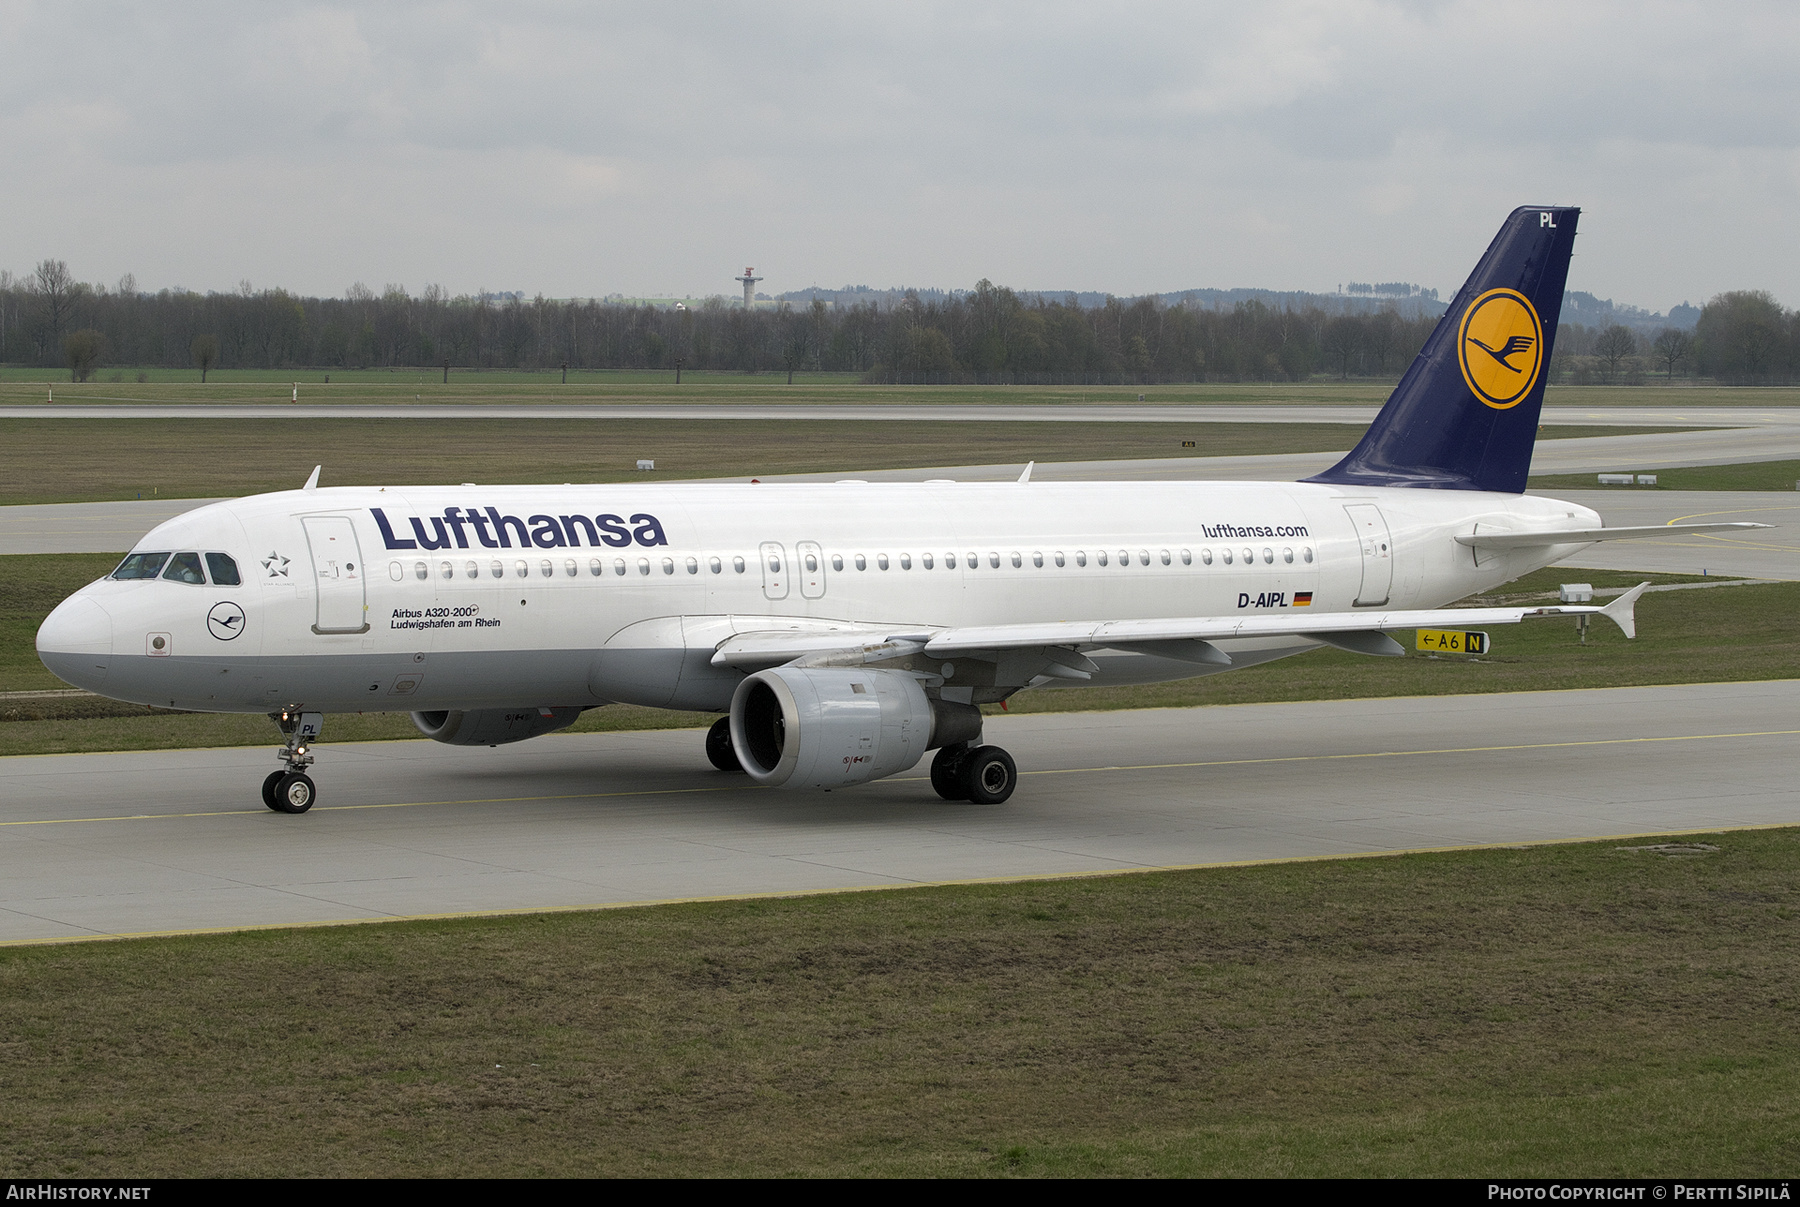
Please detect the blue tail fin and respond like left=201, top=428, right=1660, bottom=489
left=1307, top=205, right=1579, bottom=493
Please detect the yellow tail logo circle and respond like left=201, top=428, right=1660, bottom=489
left=1458, top=288, right=1543, bottom=409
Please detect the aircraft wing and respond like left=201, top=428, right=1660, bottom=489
left=1455, top=522, right=1767, bottom=549
left=710, top=583, right=1651, bottom=672
left=924, top=581, right=1650, bottom=653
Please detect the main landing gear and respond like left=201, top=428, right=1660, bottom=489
left=929, top=741, right=1018, bottom=805
left=705, top=716, right=746, bottom=772
left=263, top=710, right=323, bottom=814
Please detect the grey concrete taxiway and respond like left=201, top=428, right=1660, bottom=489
left=2, top=680, right=1793, bottom=945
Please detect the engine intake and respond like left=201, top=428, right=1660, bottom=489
left=411, top=706, right=584, bottom=746
left=729, top=667, right=980, bottom=790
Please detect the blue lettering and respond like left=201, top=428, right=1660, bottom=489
left=410, top=515, right=451, bottom=550
left=1237, top=593, right=1250, bottom=608
left=596, top=514, right=632, bottom=548
left=486, top=508, right=529, bottom=549
left=561, top=515, right=599, bottom=547
left=528, top=515, right=566, bottom=548
left=467, top=508, right=498, bottom=548
left=371, top=508, right=417, bottom=550
left=443, top=507, right=471, bottom=549
left=378, top=505, right=668, bottom=551
left=631, top=513, right=668, bottom=547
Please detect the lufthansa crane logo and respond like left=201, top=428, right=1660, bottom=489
left=207, top=601, right=246, bottom=641
left=1457, top=288, right=1544, bottom=409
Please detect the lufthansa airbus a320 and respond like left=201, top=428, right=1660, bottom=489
left=36, top=207, right=1763, bottom=813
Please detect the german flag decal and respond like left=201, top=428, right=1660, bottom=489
left=1293, top=591, right=1313, bottom=607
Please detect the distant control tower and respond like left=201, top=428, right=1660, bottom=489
left=735, top=266, right=762, bottom=309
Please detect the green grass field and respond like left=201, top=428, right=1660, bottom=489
left=1532, top=459, right=1800, bottom=493
left=3, top=827, right=1797, bottom=1176
left=4, top=368, right=1795, bottom=409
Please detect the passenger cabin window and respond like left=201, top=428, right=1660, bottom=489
left=113, top=552, right=171, bottom=580
left=162, top=552, right=206, bottom=584
left=206, top=553, right=241, bottom=585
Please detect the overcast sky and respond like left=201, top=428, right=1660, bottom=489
left=3, top=1, right=1795, bottom=311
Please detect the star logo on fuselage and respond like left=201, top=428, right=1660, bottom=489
left=263, top=552, right=291, bottom=578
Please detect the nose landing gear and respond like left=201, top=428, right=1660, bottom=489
left=264, top=710, right=323, bottom=814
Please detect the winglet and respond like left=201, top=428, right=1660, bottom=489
left=302, top=465, right=321, bottom=492
left=1017, top=461, right=1034, bottom=484
left=1600, top=581, right=1650, bottom=639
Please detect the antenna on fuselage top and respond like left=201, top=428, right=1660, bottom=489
left=1017, top=461, right=1034, bottom=484
left=302, top=465, right=321, bottom=492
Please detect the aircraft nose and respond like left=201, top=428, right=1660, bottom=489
left=37, top=594, right=113, bottom=688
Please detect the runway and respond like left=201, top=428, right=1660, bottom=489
left=1, top=681, right=1795, bottom=944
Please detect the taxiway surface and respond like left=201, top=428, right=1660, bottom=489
left=2, top=681, right=1794, bottom=944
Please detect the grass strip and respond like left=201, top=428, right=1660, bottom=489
left=2, top=828, right=1796, bottom=1176
left=1532, top=460, right=1800, bottom=492
left=4, top=371, right=1794, bottom=409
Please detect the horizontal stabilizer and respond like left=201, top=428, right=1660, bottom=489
left=1599, top=581, right=1649, bottom=640
left=1455, top=522, right=1769, bottom=549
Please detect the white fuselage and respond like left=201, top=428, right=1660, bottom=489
left=36, top=479, right=1602, bottom=715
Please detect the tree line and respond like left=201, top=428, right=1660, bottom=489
left=4, top=261, right=1796, bottom=386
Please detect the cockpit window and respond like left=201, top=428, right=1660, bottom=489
left=112, top=552, right=171, bottom=580
left=206, top=553, right=241, bottom=586
left=163, top=552, right=206, bottom=584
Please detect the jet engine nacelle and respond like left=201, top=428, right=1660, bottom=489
left=729, top=667, right=982, bottom=790
left=411, top=706, right=584, bottom=746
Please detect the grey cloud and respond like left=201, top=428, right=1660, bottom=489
left=1, top=1, right=1795, bottom=307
